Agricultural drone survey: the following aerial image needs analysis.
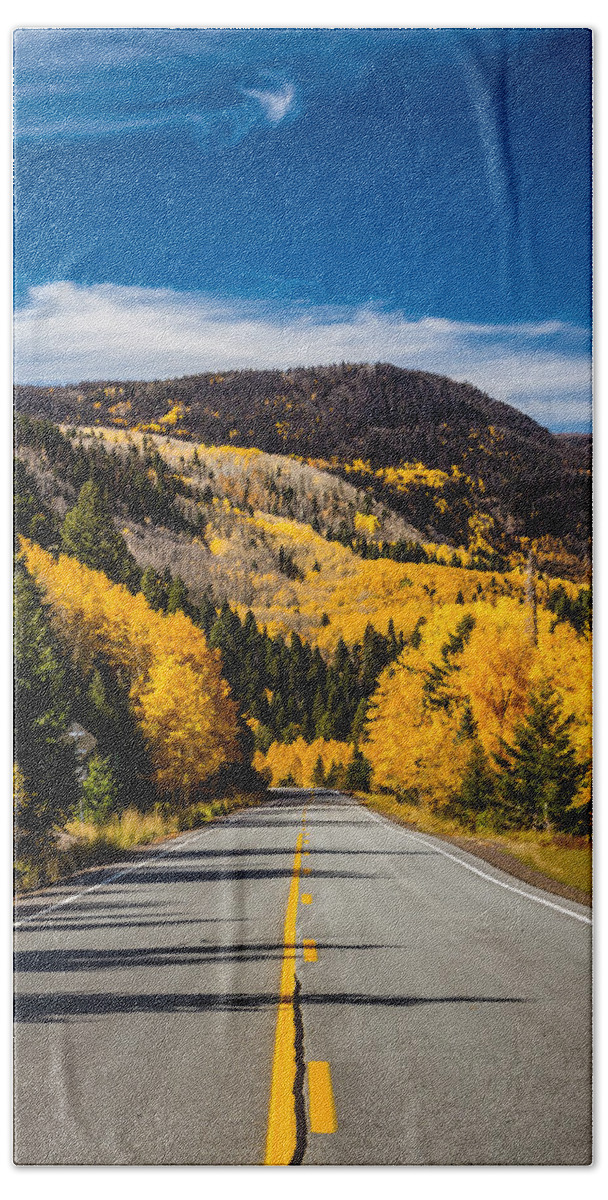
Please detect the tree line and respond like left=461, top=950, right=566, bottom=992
left=16, top=415, right=198, bottom=537
left=14, top=471, right=409, bottom=859
left=16, top=535, right=259, bottom=863
left=15, top=453, right=412, bottom=751
left=365, top=607, right=591, bottom=835
left=15, top=360, right=591, bottom=557
left=14, top=424, right=591, bottom=858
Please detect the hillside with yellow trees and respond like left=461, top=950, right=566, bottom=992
left=15, top=362, right=591, bottom=563
left=20, top=540, right=243, bottom=804
left=14, top=402, right=591, bottom=889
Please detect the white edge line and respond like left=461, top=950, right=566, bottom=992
left=13, top=827, right=211, bottom=929
left=15, top=799, right=591, bottom=929
left=364, top=806, right=592, bottom=925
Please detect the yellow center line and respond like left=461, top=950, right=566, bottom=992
left=308, top=1062, right=338, bottom=1133
left=303, top=939, right=317, bottom=963
left=264, top=820, right=304, bottom=1166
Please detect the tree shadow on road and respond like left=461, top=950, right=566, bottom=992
left=14, top=942, right=411, bottom=974
left=15, top=990, right=530, bottom=1023
left=128, top=866, right=382, bottom=884
left=165, top=847, right=439, bottom=858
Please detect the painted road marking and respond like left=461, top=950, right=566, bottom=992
left=301, top=894, right=312, bottom=905
left=13, top=825, right=212, bottom=928
left=364, top=811, right=592, bottom=926
left=303, top=939, right=317, bottom=962
left=308, top=1062, right=337, bottom=1133
left=264, top=819, right=305, bottom=1166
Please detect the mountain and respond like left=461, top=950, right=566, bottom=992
left=14, top=362, right=590, bottom=554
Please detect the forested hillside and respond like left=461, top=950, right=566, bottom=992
left=15, top=362, right=590, bottom=560
left=14, top=405, right=592, bottom=890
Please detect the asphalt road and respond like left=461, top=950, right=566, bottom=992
left=14, top=789, right=592, bottom=1165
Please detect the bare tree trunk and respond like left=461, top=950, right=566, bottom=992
left=525, top=547, right=538, bottom=647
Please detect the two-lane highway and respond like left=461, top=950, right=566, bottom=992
left=14, top=790, right=592, bottom=1164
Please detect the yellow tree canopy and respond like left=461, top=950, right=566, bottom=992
left=366, top=597, right=591, bottom=807
left=20, top=539, right=241, bottom=801
left=254, top=736, right=354, bottom=788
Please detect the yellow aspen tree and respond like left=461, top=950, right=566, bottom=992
left=19, top=539, right=242, bottom=799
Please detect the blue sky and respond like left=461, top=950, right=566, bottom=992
left=13, top=28, right=592, bottom=430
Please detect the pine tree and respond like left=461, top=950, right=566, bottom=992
left=61, top=481, right=139, bottom=589
left=494, top=682, right=590, bottom=831
left=198, top=591, right=217, bottom=633
left=140, top=566, right=166, bottom=612
left=325, top=761, right=347, bottom=789
left=81, top=753, right=120, bottom=823
left=312, top=754, right=326, bottom=787
left=85, top=658, right=153, bottom=810
left=351, top=697, right=369, bottom=745
left=14, top=562, right=80, bottom=850
left=345, top=750, right=372, bottom=792
left=14, top=460, right=60, bottom=549
left=453, top=740, right=497, bottom=828
left=166, top=575, right=191, bottom=616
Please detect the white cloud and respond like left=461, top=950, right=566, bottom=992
left=13, top=282, right=591, bottom=430
left=243, top=83, right=295, bottom=123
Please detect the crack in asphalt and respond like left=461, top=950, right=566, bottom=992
left=290, top=974, right=307, bottom=1165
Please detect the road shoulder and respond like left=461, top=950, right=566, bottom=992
left=354, top=792, right=592, bottom=909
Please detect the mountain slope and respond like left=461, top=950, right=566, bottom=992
left=15, top=362, right=590, bottom=552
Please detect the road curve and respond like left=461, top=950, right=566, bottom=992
left=14, top=789, right=592, bottom=1165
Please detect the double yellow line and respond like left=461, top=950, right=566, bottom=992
left=264, top=812, right=337, bottom=1165
left=264, top=830, right=304, bottom=1165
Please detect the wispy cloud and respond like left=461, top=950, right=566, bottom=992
left=16, top=91, right=298, bottom=148
left=243, top=83, right=296, bottom=123
left=15, top=30, right=299, bottom=151
left=13, top=283, right=591, bottom=431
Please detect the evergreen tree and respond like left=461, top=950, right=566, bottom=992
left=351, top=697, right=369, bottom=745
left=140, top=566, right=166, bottom=611
left=14, top=562, right=80, bottom=851
left=312, top=754, right=326, bottom=787
left=283, top=722, right=301, bottom=745
left=14, top=460, right=60, bottom=549
left=84, top=658, right=153, bottom=810
left=198, top=592, right=217, bottom=633
left=315, top=707, right=337, bottom=741
left=61, top=481, right=139, bottom=589
left=166, top=575, right=191, bottom=616
left=325, top=761, right=347, bottom=789
left=345, top=750, right=372, bottom=792
left=494, top=682, right=590, bottom=831
left=81, top=753, right=120, bottom=823
left=453, top=740, right=497, bottom=828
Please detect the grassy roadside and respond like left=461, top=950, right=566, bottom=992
left=357, top=791, right=592, bottom=899
left=14, top=793, right=264, bottom=895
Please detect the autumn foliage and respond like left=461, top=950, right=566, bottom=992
left=14, top=412, right=592, bottom=849
left=20, top=539, right=242, bottom=803
left=254, top=737, right=354, bottom=788
left=365, top=598, right=591, bottom=827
